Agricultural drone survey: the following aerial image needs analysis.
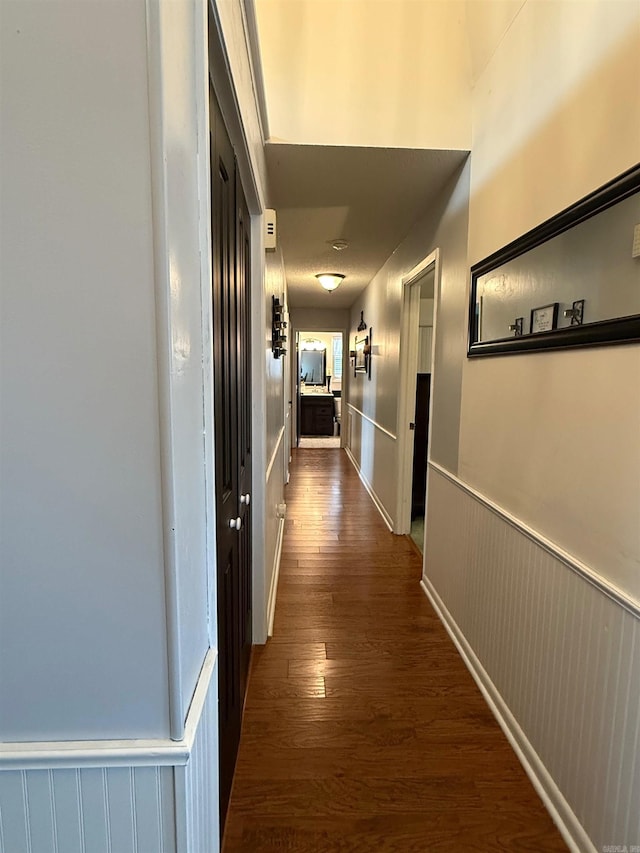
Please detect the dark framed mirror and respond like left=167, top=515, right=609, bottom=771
left=300, top=346, right=326, bottom=385
left=468, top=164, right=640, bottom=357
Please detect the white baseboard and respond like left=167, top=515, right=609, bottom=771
left=345, top=447, right=394, bottom=532
left=267, top=514, right=286, bottom=636
left=419, top=575, right=596, bottom=853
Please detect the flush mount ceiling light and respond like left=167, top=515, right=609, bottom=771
left=315, top=273, right=345, bottom=292
left=331, top=239, right=349, bottom=251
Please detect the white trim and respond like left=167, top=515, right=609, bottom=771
left=0, top=650, right=217, bottom=772
left=419, top=576, right=595, bottom=853
left=428, top=460, right=640, bottom=619
left=145, top=0, right=184, bottom=741
left=267, top=515, right=286, bottom=636
left=195, top=0, right=217, bottom=657
left=207, top=0, right=264, bottom=213
left=345, top=447, right=394, bottom=532
left=240, top=0, right=270, bottom=141
left=396, top=250, right=439, bottom=534
left=266, top=425, right=285, bottom=483
left=346, top=404, right=396, bottom=441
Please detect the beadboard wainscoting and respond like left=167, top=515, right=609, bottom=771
left=0, top=652, right=220, bottom=853
left=345, top=404, right=396, bottom=531
left=423, top=464, right=640, bottom=853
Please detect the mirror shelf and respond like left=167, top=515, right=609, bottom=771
left=468, top=164, right=640, bottom=357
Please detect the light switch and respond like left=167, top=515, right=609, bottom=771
left=633, top=223, right=640, bottom=259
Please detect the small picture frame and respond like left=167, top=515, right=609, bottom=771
left=354, top=334, right=368, bottom=374
left=530, top=302, right=559, bottom=334
left=508, top=317, right=524, bottom=337
left=570, top=299, right=585, bottom=326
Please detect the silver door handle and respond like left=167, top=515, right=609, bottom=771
left=229, top=516, right=242, bottom=530
left=240, top=493, right=251, bottom=505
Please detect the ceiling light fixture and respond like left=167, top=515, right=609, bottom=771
left=331, top=239, right=349, bottom=251
left=315, top=273, right=345, bottom=292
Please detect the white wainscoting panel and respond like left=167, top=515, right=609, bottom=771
left=346, top=404, right=396, bottom=530
left=424, top=465, right=640, bottom=853
left=0, top=766, right=176, bottom=853
left=175, top=658, right=219, bottom=853
left=0, top=653, right=220, bottom=853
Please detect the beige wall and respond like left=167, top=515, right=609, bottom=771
left=255, top=0, right=470, bottom=149
left=344, top=159, right=470, bottom=525
left=460, top=0, right=640, bottom=601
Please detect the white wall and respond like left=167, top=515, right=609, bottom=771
left=1, top=0, right=274, bottom=849
left=254, top=0, right=471, bottom=150
left=0, top=0, right=169, bottom=742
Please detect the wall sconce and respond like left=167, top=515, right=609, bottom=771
left=271, top=296, right=287, bottom=358
left=315, top=273, right=344, bottom=292
left=357, top=310, right=367, bottom=331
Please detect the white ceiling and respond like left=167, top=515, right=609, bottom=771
left=265, top=144, right=468, bottom=309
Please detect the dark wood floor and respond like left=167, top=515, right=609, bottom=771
left=223, top=449, right=567, bottom=852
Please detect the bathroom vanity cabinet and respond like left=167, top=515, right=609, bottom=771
left=300, top=394, right=335, bottom=436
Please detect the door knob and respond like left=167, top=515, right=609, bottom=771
left=229, top=516, right=242, bottom=530
left=240, top=493, right=251, bottom=505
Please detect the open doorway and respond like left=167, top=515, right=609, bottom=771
left=296, top=331, right=343, bottom=448
left=396, top=251, right=439, bottom=551
left=409, top=277, right=433, bottom=550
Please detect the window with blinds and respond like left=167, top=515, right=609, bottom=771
left=332, top=334, right=343, bottom=379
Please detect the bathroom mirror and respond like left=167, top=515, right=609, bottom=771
left=300, top=347, right=326, bottom=385
left=468, top=164, right=640, bottom=357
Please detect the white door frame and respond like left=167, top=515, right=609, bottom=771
left=395, top=249, right=440, bottom=535
left=291, top=326, right=348, bottom=448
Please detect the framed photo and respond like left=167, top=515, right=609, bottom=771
left=530, top=302, right=559, bottom=334
left=354, top=335, right=368, bottom=374
left=571, top=299, right=585, bottom=326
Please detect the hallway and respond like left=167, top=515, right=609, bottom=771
left=223, top=449, right=567, bottom=852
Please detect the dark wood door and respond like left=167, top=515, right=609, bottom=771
left=210, top=85, right=252, bottom=831
left=411, top=373, right=431, bottom=519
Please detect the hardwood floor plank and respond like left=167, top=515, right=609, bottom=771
left=222, top=448, right=567, bottom=852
